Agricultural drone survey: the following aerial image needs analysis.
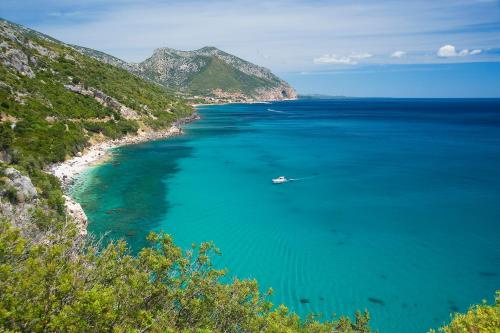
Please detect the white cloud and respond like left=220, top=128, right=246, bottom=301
left=351, top=53, right=373, bottom=59
left=437, top=45, right=483, bottom=58
left=28, top=0, right=498, bottom=71
left=314, top=54, right=357, bottom=65
left=313, top=53, right=372, bottom=65
left=391, top=50, right=406, bottom=58
left=437, top=44, right=458, bottom=57
left=459, top=49, right=470, bottom=56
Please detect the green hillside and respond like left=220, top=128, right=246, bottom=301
left=0, top=19, right=192, bottom=166
left=188, top=56, right=275, bottom=95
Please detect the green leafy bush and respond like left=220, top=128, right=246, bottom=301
left=0, top=123, right=14, bottom=149
left=0, top=219, right=372, bottom=333
left=430, top=292, right=500, bottom=333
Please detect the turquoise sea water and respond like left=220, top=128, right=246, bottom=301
left=72, top=99, right=500, bottom=333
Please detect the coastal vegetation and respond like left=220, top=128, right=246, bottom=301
left=430, top=292, right=499, bottom=333
left=0, top=18, right=498, bottom=333
left=0, top=218, right=372, bottom=332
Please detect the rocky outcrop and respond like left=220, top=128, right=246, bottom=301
left=2, top=167, right=37, bottom=203
left=0, top=150, right=12, bottom=164
left=0, top=20, right=61, bottom=79
left=64, top=84, right=93, bottom=96
left=0, top=42, right=35, bottom=78
left=255, top=85, right=298, bottom=101
left=174, top=113, right=201, bottom=126
left=0, top=167, right=87, bottom=236
left=27, top=40, right=58, bottom=60
left=63, top=195, right=88, bottom=236
left=0, top=199, right=38, bottom=233
left=64, top=84, right=139, bottom=119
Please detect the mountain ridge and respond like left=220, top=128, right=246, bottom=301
left=75, top=44, right=297, bottom=103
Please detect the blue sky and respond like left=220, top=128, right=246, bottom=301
left=2, top=0, right=500, bottom=97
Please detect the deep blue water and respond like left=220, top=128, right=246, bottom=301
left=72, top=99, right=500, bottom=333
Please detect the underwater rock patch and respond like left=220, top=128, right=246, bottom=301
left=368, top=297, right=385, bottom=306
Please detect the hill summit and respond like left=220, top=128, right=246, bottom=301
left=75, top=45, right=297, bottom=103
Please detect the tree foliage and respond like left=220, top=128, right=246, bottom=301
left=430, top=292, right=500, bottom=333
left=0, top=219, right=371, bottom=333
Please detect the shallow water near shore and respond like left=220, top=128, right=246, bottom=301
left=72, top=99, right=500, bottom=333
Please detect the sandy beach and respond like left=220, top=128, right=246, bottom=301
left=48, top=125, right=183, bottom=190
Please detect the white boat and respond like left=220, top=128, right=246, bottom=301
left=272, top=176, right=288, bottom=184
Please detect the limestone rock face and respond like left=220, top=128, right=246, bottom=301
left=0, top=20, right=62, bottom=79
left=64, top=84, right=139, bottom=119
left=64, top=84, right=93, bottom=97
left=27, top=40, right=58, bottom=60
left=0, top=150, right=13, bottom=164
left=255, top=85, right=298, bottom=101
left=0, top=45, right=35, bottom=78
left=3, top=167, right=37, bottom=203
left=63, top=195, right=88, bottom=236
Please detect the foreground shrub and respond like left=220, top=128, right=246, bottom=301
left=0, top=219, right=371, bottom=332
left=430, top=292, right=500, bottom=333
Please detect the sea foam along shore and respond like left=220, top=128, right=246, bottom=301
left=47, top=119, right=195, bottom=234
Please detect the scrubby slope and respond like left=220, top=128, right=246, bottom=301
left=0, top=18, right=193, bottom=167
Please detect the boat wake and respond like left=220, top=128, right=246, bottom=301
left=288, top=175, right=318, bottom=182
left=267, top=108, right=288, bottom=114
